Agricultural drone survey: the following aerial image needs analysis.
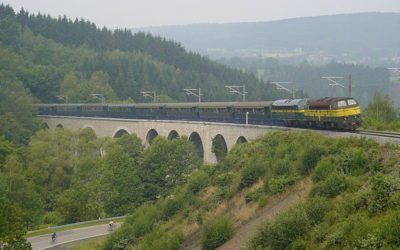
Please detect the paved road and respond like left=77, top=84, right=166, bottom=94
left=27, top=223, right=120, bottom=250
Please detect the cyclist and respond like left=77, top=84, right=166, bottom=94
left=108, top=221, right=114, bottom=231
left=51, top=232, right=57, bottom=243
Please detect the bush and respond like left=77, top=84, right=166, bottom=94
left=272, top=159, right=293, bottom=177
left=187, top=171, right=209, bottom=194
left=248, top=208, right=310, bottom=250
left=202, top=215, right=234, bottom=250
left=162, top=197, right=184, bottom=219
left=138, top=229, right=183, bottom=250
left=300, top=145, right=327, bottom=175
left=239, top=160, right=265, bottom=190
left=311, top=172, right=348, bottom=198
left=267, top=175, right=296, bottom=194
left=245, top=187, right=264, bottom=203
left=303, top=196, right=331, bottom=226
left=379, top=210, right=400, bottom=247
left=367, top=174, right=397, bottom=214
left=311, top=156, right=337, bottom=183
left=337, top=148, right=368, bottom=175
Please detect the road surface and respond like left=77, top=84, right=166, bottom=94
left=27, top=223, right=120, bottom=250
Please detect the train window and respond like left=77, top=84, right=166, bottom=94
left=347, top=99, right=357, bottom=106
left=337, top=100, right=347, bottom=107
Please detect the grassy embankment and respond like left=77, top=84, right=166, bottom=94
left=101, top=131, right=400, bottom=250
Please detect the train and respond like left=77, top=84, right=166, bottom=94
left=36, top=97, right=362, bottom=130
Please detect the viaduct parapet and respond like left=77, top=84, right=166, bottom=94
left=40, top=116, right=284, bottom=164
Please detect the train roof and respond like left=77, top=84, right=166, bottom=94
left=307, top=97, right=351, bottom=106
left=36, top=101, right=274, bottom=109
left=272, top=99, right=307, bottom=106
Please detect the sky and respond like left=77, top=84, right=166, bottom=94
left=3, top=0, right=400, bottom=29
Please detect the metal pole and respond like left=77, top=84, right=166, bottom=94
left=243, top=85, right=246, bottom=102
left=348, top=74, right=352, bottom=97
left=199, top=88, right=201, bottom=103
left=245, top=112, right=249, bottom=125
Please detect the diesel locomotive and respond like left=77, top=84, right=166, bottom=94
left=36, top=97, right=361, bottom=130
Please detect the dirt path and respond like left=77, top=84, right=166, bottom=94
left=181, top=178, right=312, bottom=250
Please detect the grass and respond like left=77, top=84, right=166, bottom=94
left=67, top=235, right=108, bottom=250
left=26, top=218, right=125, bottom=237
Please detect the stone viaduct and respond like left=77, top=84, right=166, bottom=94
left=40, top=116, right=285, bottom=164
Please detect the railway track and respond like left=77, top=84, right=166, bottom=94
left=354, top=129, right=400, bottom=139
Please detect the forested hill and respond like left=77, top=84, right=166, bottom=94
left=133, top=12, right=400, bottom=61
left=0, top=4, right=284, bottom=103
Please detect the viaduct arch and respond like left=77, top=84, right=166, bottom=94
left=40, top=116, right=278, bottom=164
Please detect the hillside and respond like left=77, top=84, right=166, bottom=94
left=0, top=4, right=285, bottom=103
left=133, top=13, right=400, bottom=65
left=103, top=132, right=400, bottom=250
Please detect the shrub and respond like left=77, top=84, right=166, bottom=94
left=187, top=171, right=209, bottom=194
left=202, top=215, right=234, bottom=250
left=239, top=160, right=265, bottom=190
left=268, top=175, right=296, bottom=194
left=300, top=145, right=327, bottom=175
left=337, top=148, right=368, bottom=175
left=272, top=159, right=293, bottom=177
left=215, top=172, right=235, bottom=188
left=311, top=172, right=348, bottom=198
left=379, top=210, right=400, bottom=247
left=138, top=229, right=183, bottom=250
left=245, top=187, right=264, bottom=203
left=311, top=156, right=337, bottom=183
left=303, top=196, right=331, bottom=226
left=162, top=196, right=184, bottom=219
left=367, top=174, right=397, bottom=214
left=248, top=208, right=310, bottom=250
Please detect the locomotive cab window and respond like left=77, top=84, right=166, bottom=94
left=347, top=99, right=357, bottom=106
left=337, top=100, right=347, bottom=107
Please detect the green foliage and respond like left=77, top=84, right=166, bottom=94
left=311, top=156, right=337, bottom=183
left=247, top=208, right=310, bottom=250
left=162, top=196, right=184, bottom=219
left=0, top=5, right=283, bottom=104
left=367, top=174, right=398, bottom=214
left=379, top=210, right=400, bottom=247
left=138, top=229, right=183, bottom=250
left=245, top=187, right=264, bottom=203
left=337, top=148, right=368, bottom=175
left=212, top=135, right=227, bottom=163
left=311, top=172, right=348, bottom=198
left=202, top=215, right=234, bottom=250
left=267, top=175, right=296, bottom=195
left=104, top=205, right=162, bottom=250
left=239, top=158, right=266, bottom=190
left=186, top=170, right=209, bottom=194
left=0, top=203, right=31, bottom=249
left=303, top=196, right=331, bottom=226
left=0, top=81, right=39, bottom=145
left=363, top=91, right=400, bottom=131
left=139, top=136, right=199, bottom=200
left=300, top=145, right=327, bottom=175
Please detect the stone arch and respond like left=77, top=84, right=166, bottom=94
left=212, top=134, right=228, bottom=163
left=80, top=126, right=97, bottom=140
left=236, top=136, right=248, bottom=144
left=189, top=132, right=204, bottom=160
left=113, top=128, right=129, bottom=138
left=41, top=122, right=49, bottom=129
left=146, top=129, right=159, bottom=145
left=56, top=123, right=63, bottom=129
left=167, top=130, right=179, bottom=140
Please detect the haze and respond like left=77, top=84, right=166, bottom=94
left=3, top=0, right=400, bottom=28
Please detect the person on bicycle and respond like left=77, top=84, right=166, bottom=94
left=108, top=221, right=114, bottom=231
left=51, top=232, right=57, bottom=242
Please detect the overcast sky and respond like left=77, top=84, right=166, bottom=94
left=3, top=0, right=400, bottom=28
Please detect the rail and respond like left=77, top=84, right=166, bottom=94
left=354, top=129, right=400, bottom=139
